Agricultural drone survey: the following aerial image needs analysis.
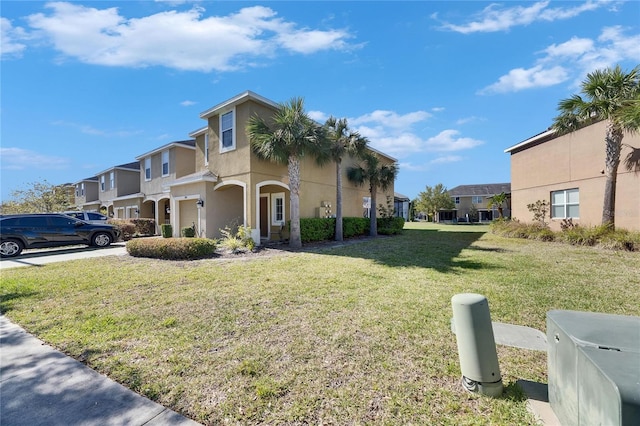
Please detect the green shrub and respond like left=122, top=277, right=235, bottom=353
left=219, top=225, right=255, bottom=253
left=108, top=220, right=135, bottom=241
left=108, top=218, right=155, bottom=240
left=126, top=237, right=217, bottom=260
left=378, top=217, right=405, bottom=235
left=300, top=218, right=335, bottom=242
left=161, top=224, right=173, bottom=238
left=181, top=226, right=195, bottom=238
left=343, top=217, right=369, bottom=238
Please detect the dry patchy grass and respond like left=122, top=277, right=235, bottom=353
left=1, top=223, right=638, bottom=425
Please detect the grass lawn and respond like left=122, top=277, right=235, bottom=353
left=2, top=223, right=639, bottom=425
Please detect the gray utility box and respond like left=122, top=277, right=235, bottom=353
left=547, top=310, right=640, bottom=426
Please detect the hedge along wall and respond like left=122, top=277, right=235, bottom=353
left=299, top=217, right=404, bottom=243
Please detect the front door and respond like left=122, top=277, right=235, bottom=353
left=260, top=196, right=268, bottom=238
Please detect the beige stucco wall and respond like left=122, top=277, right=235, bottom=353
left=509, top=120, right=639, bottom=230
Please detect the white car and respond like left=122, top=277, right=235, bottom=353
left=63, top=211, right=109, bottom=224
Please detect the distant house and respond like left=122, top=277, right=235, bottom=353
left=95, top=162, right=141, bottom=219
left=505, top=120, right=639, bottom=231
left=441, top=183, right=511, bottom=223
left=73, top=177, right=100, bottom=212
left=394, top=192, right=410, bottom=221
left=135, top=140, right=197, bottom=234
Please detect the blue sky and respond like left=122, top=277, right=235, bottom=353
left=2, top=1, right=639, bottom=202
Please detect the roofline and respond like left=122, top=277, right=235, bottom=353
left=367, top=145, right=398, bottom=163
left=188, top=126, right=207, bottom=138
left=95, top=164, right=140, bottom=176
left=199, top=90, right=278, bottom=119
left=135, top=140, right=195, bottom=160
left=504, top=128, right=556, bottom=153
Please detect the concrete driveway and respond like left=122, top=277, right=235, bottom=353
left=0, top=243, right=128, bottom=270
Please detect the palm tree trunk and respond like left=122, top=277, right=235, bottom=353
left=288, top=155, right=302, bottom=249
left=369, top=183, right=377, bottom=237
left=335, top=160, right=343, bottom=241
left=602, top=122, right=623, bottom=229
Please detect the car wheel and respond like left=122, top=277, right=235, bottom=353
left=0, top=239, right=24, bottom=257
left=92, top=232, right=112, bottom=247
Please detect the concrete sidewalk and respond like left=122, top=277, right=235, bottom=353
left=0, top=315, right=201, bottom=426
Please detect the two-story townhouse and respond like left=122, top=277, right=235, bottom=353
left=73, top=177, right=101, bottom=211
left=134, top=140, right=196, bottom=234
left=163, top=90, right=396, bottom=243
left=444, top=183, right=511, bottom=223
left=96, top=161, right=141, bottom=219
left=505, top=120, right=639, bottom=231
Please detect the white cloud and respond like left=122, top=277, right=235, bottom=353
left=0, top=147, right=70, bottom=170
left=51, top=120, right=142, bottom=138
left=180, top=100, right=196, bottom=106
left=480, top=26, right=639, bottom=94
left=430, top=155, right=464, bottom=164
left=480, top=65, right=569, bottom=94
left=1, top=17, right=29, bottom=58
left=308, top=110, right=329, bottom=122
left=350, top=110, right=431, bottom=128
left=25, top=2, right=356, bottom=72
left=438, top=0, right=607, bottom=34
left=424, top=130, right=484, bottom=152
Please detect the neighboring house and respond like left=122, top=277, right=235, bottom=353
left=166, top=90, right=397, bottom=242
left=95, top=161, right=141, bottom=219
left=394, top=192, right=410, bottom=221
left=135, top=140, right=197, bottom=234
left=73, top=177, right=101, bottom=211
left=505, top=120, right=639, bottom=231
left=442, top=183, right=511, bottom=223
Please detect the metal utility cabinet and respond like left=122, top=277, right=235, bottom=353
left=547, top=310, right=640, bottom=426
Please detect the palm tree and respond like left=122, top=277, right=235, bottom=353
left=324, top=117, right=368, bottom=241
left=487, top=192, right=508, bottom=219
left=552, top=65, right=640, bottom=229
left=247, top=97, right=324, bottom=249
left=347, top=151, right=398, bottom=237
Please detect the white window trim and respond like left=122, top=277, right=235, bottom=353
left=161, top=150, right=170, bottom=177
left=109, top=171, right=115, bottom=190
left=271, top=192, right=285, bottom=226
left=551, top=188, right=580, bottom=219
left=204, top=133, right=209, bottom=166
left=472, top=196, right=483, bottom=204
left=100, top=175, right=105, bottom=192
left=145, top=157, right=152, bottom=181
left=454, top=197, right=460, bottom=204
left=219, top=109, right=236, bottom=153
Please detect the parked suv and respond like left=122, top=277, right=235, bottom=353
left=63, top=211, right=109, bottom=224
left=0, top=214, right=121, bottom=258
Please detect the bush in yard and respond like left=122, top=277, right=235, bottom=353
left=108, top=218, right=155, bottom=240
left=181, top=224, right=196, bottom=238
left=342, top=217, right=369, bottom=238
left=377, top=217, right=404, bottom=235
left=107, top=220, right=135, bottom=241
left=219, top=224, right=255, bottom=253
left=161, top=224, right=173, bottom=238
left=126, top=237, right=217, bottom=260
left=300, top=218, right=335, bottom=242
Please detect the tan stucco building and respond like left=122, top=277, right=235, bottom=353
left=505, top=120, right=639, bottom=231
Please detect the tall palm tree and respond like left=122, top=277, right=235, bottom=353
left=247, top=97, right=323, bottom=249
left=324, top=117, right=368, bottom=241
left=347, top=151, right=398, bottom=237
left=487, top=192, right=508, bottom=219
left=552, top=65, right=640, bottom=229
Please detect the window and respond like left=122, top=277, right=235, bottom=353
left=109, top=172, right=115, bottom=189
left=100, top=175, right=105, bottom=191
left=204, top=133, right=209, bottom=165
left=162, top=150, right=170, bottom=176
left=551, top=189, right=579, bottom=219
left=145, top=157, right=151, bottom=181
left=272, top=192, right=285, bottom=225
left=472, top=196, right=484, bottom=204
left=454, top=197, right=460, bottom=204
left=220, top=110, right=235, bottom=152
left=80, top=183, right=85, bottom=196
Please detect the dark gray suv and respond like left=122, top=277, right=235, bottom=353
left=0, top=214, right=121, bottom=258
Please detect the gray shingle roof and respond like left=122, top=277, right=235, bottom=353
left=448, top=183, right=510, bottom=197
